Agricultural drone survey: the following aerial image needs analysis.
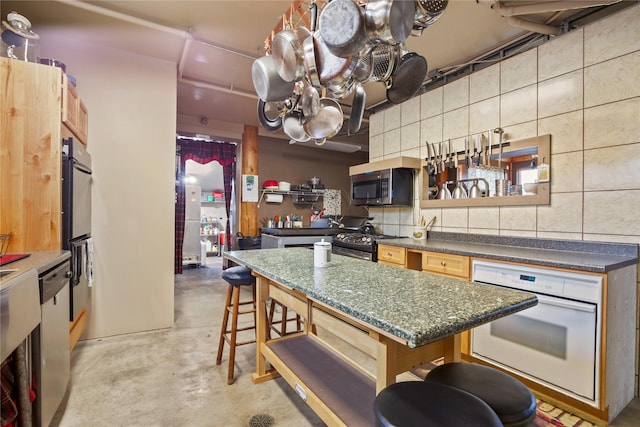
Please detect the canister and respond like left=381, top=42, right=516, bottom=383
left=314, top=239, right=331, bottom=267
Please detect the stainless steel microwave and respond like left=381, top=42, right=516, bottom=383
left=350, top=168, right=414, bottom=206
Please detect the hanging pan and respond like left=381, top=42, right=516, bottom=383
left=303, top=97, right=344, bottom=140
left=257, top=99, right=283, bottom=132
left=271, top=25, right=311, bottom=82
left=364, top=0, right=416, bottom=46
left=319, top=0, right=368, bottom=58
left=348, top=84, right=366, bottom=136
left=386, top=50, right=427, bottom=104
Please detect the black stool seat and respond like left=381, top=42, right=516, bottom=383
left=374, top=381, right=502, bottom=427
left=221, top=266, right=255, bottom=286
left=424, top=363, right=537, bottom=427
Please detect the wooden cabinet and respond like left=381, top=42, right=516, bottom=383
left=1, top=58, right=65, bottom=252
left=421, top=251, right=470, bottom=279
left=62, top=73, right=88, bottom=145
left=377, top=244, right=406, bottom=267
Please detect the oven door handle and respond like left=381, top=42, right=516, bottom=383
left=537, top=294, right=596, bottom=313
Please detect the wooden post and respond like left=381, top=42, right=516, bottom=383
left=241, top=125, right=259, bottom=236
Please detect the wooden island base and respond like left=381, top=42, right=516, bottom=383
left=251, top=275, right=461, bottom=426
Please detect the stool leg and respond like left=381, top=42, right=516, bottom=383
left=216, top=284, right=233, bottom=365
left=281, top=307, right=288, bottom=336
left=227, top=285, right=241, bottom=385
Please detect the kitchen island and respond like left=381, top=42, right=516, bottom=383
left=225, top=247, right=537, bottom=426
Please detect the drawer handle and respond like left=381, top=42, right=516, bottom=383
left=440, top=261, right=446, bottom=266
left=387, top=252, right=393, bottom=256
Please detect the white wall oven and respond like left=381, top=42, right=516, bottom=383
left=471, top=260, right=603, bottom=407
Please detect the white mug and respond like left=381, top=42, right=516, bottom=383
left=314, top=239, right=331, bottom=267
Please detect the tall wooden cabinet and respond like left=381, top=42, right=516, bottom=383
left=0, top=57, right=87, bottom=252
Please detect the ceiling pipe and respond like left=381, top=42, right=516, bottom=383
left=505, top=16, right=561, bottom=35
left=491, top=0, right=622, bottom=16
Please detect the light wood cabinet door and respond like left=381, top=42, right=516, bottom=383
left=1, top=58, right=64, bottom=251
left=62, top=73, right=88, bottom=145
left=377, top=244, right=406, bottom=267
left=422, top=251, right=470, bottom=279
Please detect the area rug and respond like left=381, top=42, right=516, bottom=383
left=534, top=400, right=595, bottom=427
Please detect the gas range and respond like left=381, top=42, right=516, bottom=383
left=332, top=232, right=403, bottom=261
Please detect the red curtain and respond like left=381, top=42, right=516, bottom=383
left=175, top=139, right=236, bottom=274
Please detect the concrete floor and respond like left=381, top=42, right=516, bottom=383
left=50, top=256, right=640, bottom=427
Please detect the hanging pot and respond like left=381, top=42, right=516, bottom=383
left=412, top=0, right=449, bottom=36
left=271, top=26, right=310, bottom=82
left=257, top=99, right=282, bottom=132
left=302, top=97, right=343, bottom=140
left=301, top=81, right=320, bottom=120
left=386, top=51, right=427, bottom=104
left=283, top=110, right=311, bottom=142
left=251, top=55, right=295, bottom=102
left=319, top=0, right=368, bottom=58
left=364, top=0, right=416, bottom=46
left=313, top=30, right=357, bottom=99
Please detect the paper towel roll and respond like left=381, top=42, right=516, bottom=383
left=265, top=194, right=283, bottom=203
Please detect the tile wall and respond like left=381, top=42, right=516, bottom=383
left=368, top=3, right=640, bottom=390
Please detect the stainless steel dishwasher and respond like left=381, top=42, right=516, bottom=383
left=32, top=260, right=72, bottom=427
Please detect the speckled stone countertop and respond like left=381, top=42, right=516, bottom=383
left=225, top=248, right=537, bottom=348
left=380, top=232, right=638, bottom=273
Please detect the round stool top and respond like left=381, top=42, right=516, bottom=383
left=221, top=266, right=256, bottom=286
left=425, top=363, right=536, bottom=426
left=374, top=381, right=502, bottom=427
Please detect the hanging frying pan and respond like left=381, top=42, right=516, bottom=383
left=283, top=110, right=311, bottom=142
left=348, top=84, right=366, bottom=136
left=303, top=97, right=344, bottom=140
left=271, top=26, right=311, bottom=82
left=386, top=51, right=427, bottom=104
left=319, top=0, right=368, bottom=58
left=257, top=99, right=282, bottom=132
left=364, top=0, right=416, bottom=46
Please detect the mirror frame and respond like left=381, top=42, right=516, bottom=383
left=420, top=134, right=551, bottom=208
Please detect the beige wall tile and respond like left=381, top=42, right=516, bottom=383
left=370, top=111, right=383, bottom=136
left=470, top=63, right=500, bottom=103
left=400, top=206, right=414, bottom=226
left=551, top=151, right=583, bottom=193
left=401, top=122, right=421, bottom=151
left=443, top=106, right=469, bottom=140
left=499, top=205, right=537, bottom=231
left=538, top=29, right=584, bottom=81
left=402, top=147, right=421, bottom=160
left=538, top=70, right=583, bottom=118
left=501, top=121, right=537, bottom=143
left=584, top=98, right=640, bottom=149
left=383, top=207, right=400, bottom=225
left=501, top=85, right=537, bottom=126
left=441, top=207, right=469, bottom=228
left=421, top=115, right=443, bottom=146
left=584, top=190, right=640, bottom=235
left=421, top=86, right=443, bottom=119
left=538, top=192, right=583, bottom=232
left=585, top=4, right=640, bottom=66
left=384, top=128, right=401, bottom=156
left=470, top=97, right=500, bottom=135
left=584, top=143, right=640, bottom=191
left=384, top=104, right=401, bottom=131
left=585, top=52, right=640, bottom=108
left=419, top=208, right=442, bottom=232
left=369, top=134, right=384, bottom=159
left=468, top=228, right=498, bottom=236
left=444, top=76, right=469, bottom=112
left=538, top=110, right=584, bottom=154
left=401, top=97, right=421, bottom=126
left=501, top=49, right=537, bottom=94
left=469, top=207, right=500, bottom=229
left=584, top=234, right=640, bottom=245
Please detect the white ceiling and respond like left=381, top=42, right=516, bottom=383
left=2, top=0, right=632, bottom=153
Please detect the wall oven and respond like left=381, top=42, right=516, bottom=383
left=470, top=260, right=603, bottom=406
left=62, top=138, right=93, bottom=321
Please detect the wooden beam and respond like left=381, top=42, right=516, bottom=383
left=241, top=125, right=259, bottom=236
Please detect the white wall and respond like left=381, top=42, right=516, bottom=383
left=37, top=30, right=177, bottom=339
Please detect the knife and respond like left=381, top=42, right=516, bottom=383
left=465, top=138, right=472, bottom=169
left=475, top=134, right=483, bottom=167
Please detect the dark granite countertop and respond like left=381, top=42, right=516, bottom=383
left=379, top=232, right=638, bottom=273
left=225, top=247, right=537, bottom=348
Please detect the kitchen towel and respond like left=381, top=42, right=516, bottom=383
left=86, top=237, right=94, bottom=287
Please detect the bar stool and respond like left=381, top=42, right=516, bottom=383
left=424, top=362, right=537, bottom=427
left=374, top=381, right=502, bottom=427
left=267, top=299, right=302, bottom=339
left=216, top=266, right=256, bottom=385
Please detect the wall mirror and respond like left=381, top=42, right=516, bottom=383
left=420, top=134, right=550, bottom=208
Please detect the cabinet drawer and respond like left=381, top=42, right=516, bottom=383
left=377, top=245, right=405, bottom=266
left=422, top=251, right=470, bottom=279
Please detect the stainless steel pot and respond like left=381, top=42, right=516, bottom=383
left=412, top=0, right=448, bottom=36
left=283, top=110, right=311, bottom=142
left=302, top=98, right=343, bottom=140
left=271, top=26, right=310, bottom=82
left=319, top=0, right=368, bottom=58
left=364, top=0, right=416, bottom=45
left=313, top=31, right=357, bottom=99
left=251, top=55, right=295, bottom=102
